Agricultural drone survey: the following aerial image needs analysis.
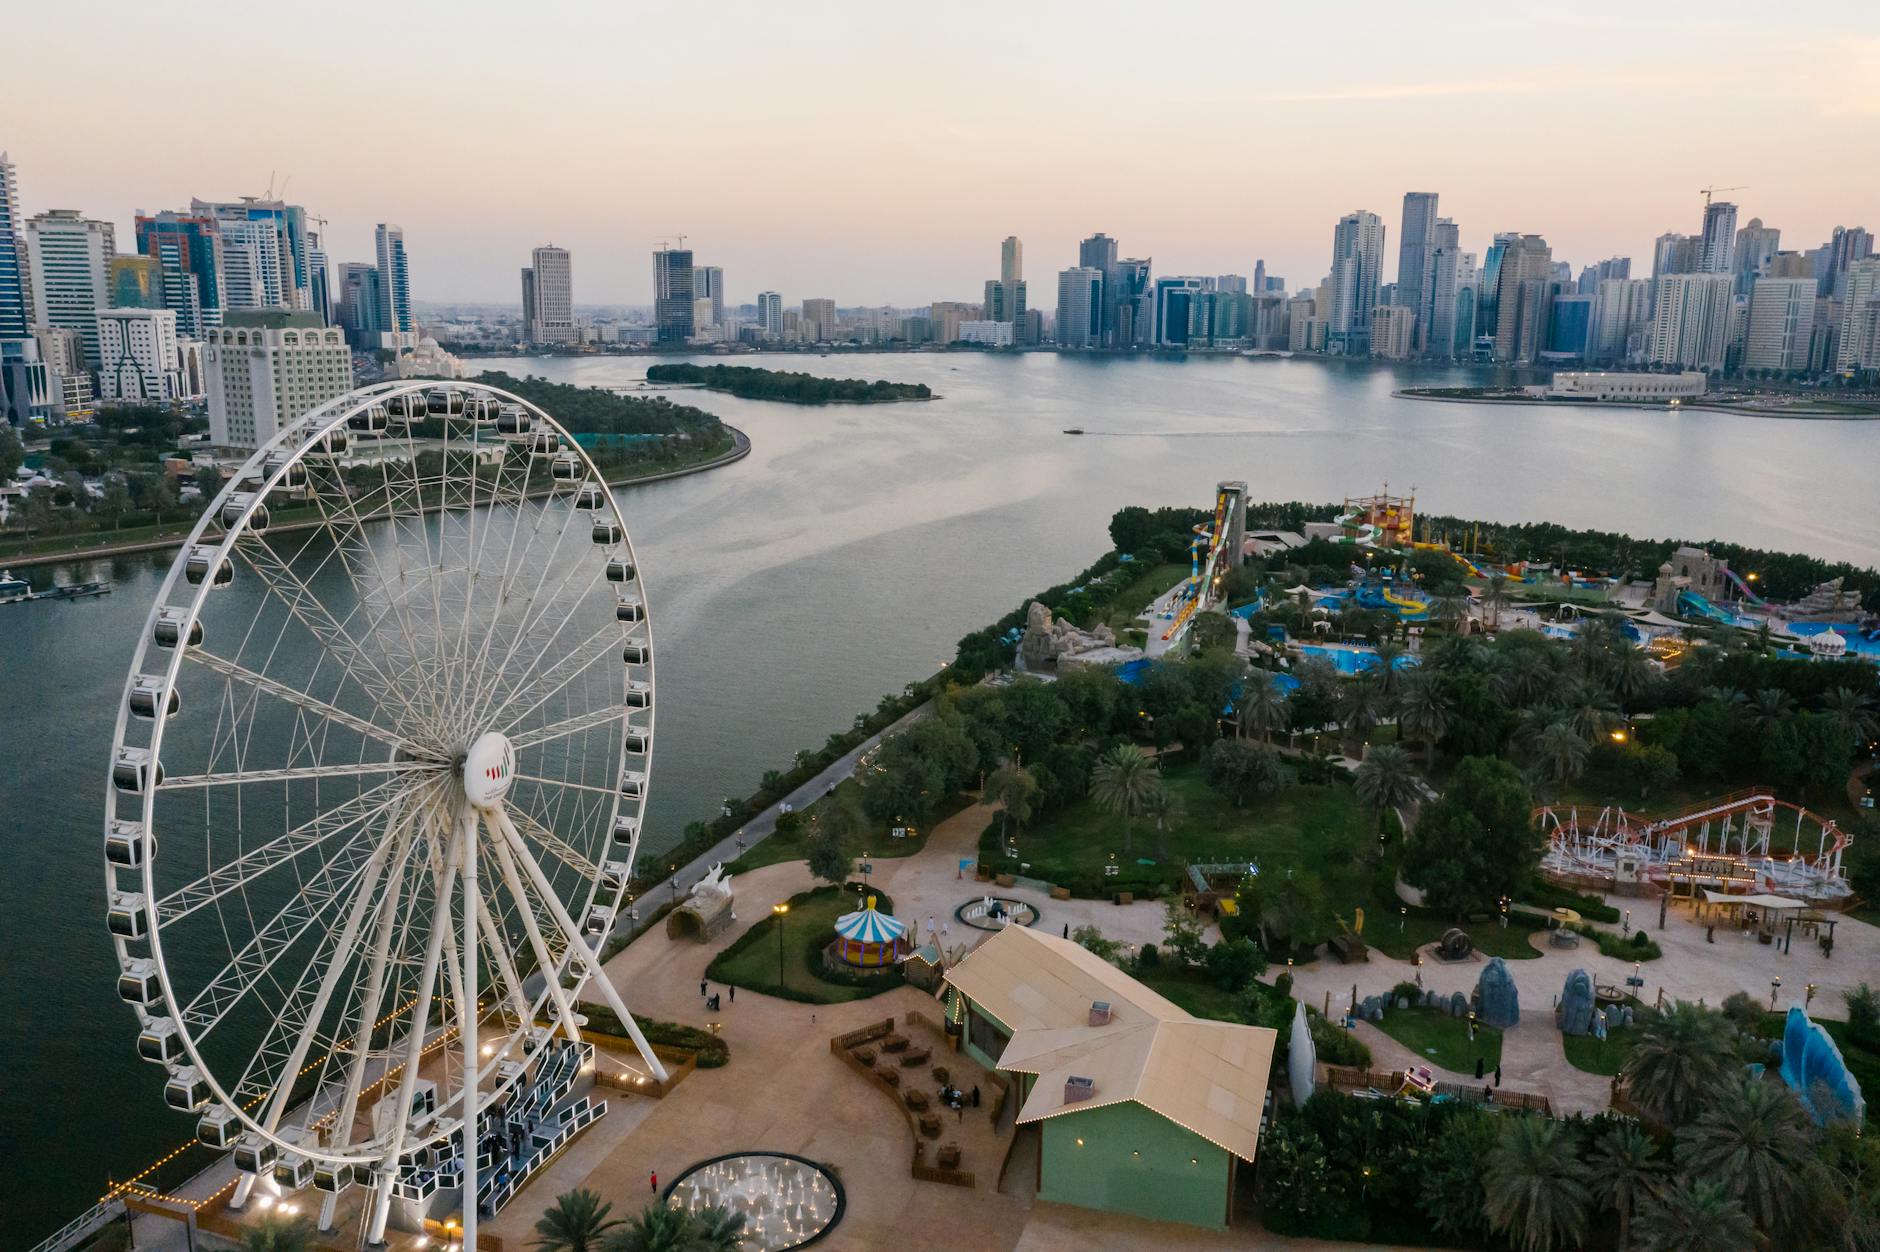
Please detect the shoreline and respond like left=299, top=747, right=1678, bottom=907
left=1, top=424, right=751, bottom=572
left=1392, top=389, right=1880, bottom=421
left=644, top=381, right=936, bottom=405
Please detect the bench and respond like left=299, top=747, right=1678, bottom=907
left=904, top=1090, right=929, bottom=1112
left=1050, top=886, right=1071, bottom=901
left=902, top=1047, right=931, bottom=1068
left=919, top=1113, right=942, bottom=1138
left=938, top=1142, right=961, bottom=1170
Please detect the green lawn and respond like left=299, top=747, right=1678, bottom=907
left=1362, top=907, right=1547, bottom=962
left=1562, top=1026, right=1638, bottom=1076
left=1371, top=1005, right=1503, bottom=1074
left=1101, top=561, right=1190, bottom=631
left=1134, top=964, right=1248, bottom=1023
left=724, top=785, right=971, bottom=873
left=707, top=885, right=903, bottom=1004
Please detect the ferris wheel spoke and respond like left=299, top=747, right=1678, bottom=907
left=511, top=774, right=619, bottom=799
left=505, top=805, right=600, bottom=879
left=160, top=760, right=436, bottom=790
left=473, top=570, right=615, bottom=732
left=155, top=776, right=414, bottom=927
left=183, top=648, right=403, bottom=749
left=482, top=813, right=587, bottom=1046
left=478, top=619, right=624, bottom=736
left=506, top=705, right=625, bottom=752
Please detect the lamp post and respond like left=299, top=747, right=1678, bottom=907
left=1806, top=982, right=1817, bottom=1009
left=773, top=903, right=790, bottom=988
left=1399, top=905, right=1407, bottom=934
left=1770, top=976, right=1781, bottom=1011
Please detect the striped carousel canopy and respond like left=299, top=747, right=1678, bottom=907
left=834, top=897, right=908, bottom=944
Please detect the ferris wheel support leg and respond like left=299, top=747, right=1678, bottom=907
left=462, top=808, right=480, bottom=1252
left=484, top=826, right=587, bottom=1045
left=231, top=1170, right=257, bottom=1210
left=491, top=804, right=669, bottom=1083
left=317, top=1192, right=340, bottom=1233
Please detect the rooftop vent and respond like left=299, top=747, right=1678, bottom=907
left=1088, top=1000, right=1113, bottom=1026
left=1065, top=1075, right=1096, bottom=1104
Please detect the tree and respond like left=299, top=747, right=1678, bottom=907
left=985, top=761, right=1039, bottom=840
left=1089, top=743, right=1158, bottom=854
left=1484, top=1116, right=1593, bottom=1252
left=1371, top=639, right=1408, bottom=697
left=1202, top=935, right=1267, bottom=989
left=1483, top=572, right=1510, bottom=630
left=1354, top=744, right=1418, bottom=835
left=1417, top=1106, right=1502, bottom=1246
left=1623, top=1000, right=1732, bottom=1127
left=1746, top=686, right=1797, bottom=734
left=1337, top=675, right=1385, bottom=753
left=1819, top=687, right=1880, bottom=750
left=1675, top=1075, right=1819, bottom=1241
left=604, top=1203, right=744, bottom=1252
left=1161, top=899, right=1208, bottom=966
left=1591, top=1120, right=1662, bottom=1250
left=533, top=1189, right=622, bottom=1252
left=1536, top=720, right=1591, bottom=790
left=1235, top=677, right=1291, bottom=742
left=242, top=1217, right=315, bottom=1252
left=1399, top=756, right=1537, bottom=915
left=1071, top=923, right=1123, bottom=963
left=805, top=827, right=851, bottom=886
left=1632, top=1178, right=1757, bottom=1252
left=99, top=476, right=133, bottom=528
left=1203, top=739, right=1283, bottom=807
left=1139, top=782, right=1184, bottom=859
left=1394, top=671, right=1452, bottom=767
left=0, top=424, right=23, bottom=480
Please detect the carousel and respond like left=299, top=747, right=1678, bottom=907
left=831, top=895, right=909, bottom=968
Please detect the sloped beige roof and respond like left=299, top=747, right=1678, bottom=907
left=944, top=927, right=1276, bottom=1161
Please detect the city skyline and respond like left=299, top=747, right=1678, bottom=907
left=5, top=2, right=1876, bottom=305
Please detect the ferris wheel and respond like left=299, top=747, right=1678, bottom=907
left=104, top=380, right=667, bottom=1240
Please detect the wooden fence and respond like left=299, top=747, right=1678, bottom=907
left=829, top=1017, right=977, bottom=1189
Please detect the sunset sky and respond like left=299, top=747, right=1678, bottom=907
left=7, top=0, right=1877, bottom=307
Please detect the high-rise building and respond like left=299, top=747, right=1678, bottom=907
left=336, top=263, right=381, bottom=350
left=1823, top=226, right=1874, bottom=298
left=134, top=211, right=223, bottom=338
left=928, top=300, right=977, bottom=345
left=1001, top=236, right=1022, bottom=285
left=1327, top=210, right=1385, bottom=355
left=204, top=309, right=353, bottom=449
left=1490, top=235, right=1553, bottom=363
left=1153, top=277, right=1208, bottom=347
left=1077, top=233, right=1117, bottom=343
left=1653, top=232, right=1701, bottom=278
left=1370, top=305, right=1416, bottom=360
left=1589, top=278, right=1654, bottom=363
left=1835, top=259, right=1880, bottom=370
left=1216, top=274, right=1248, bottom=295
left=1395, top=192, right=1438, bottom=349
left=1475, top=233, right=1517, bottom=341
left=192, top=198, right=319, bottom=314
left=1108, top=259, right=1151, bottom=348
left=982, top=236, right=1027, bottom=331
left=374, top=224, right=412, bottom=335
left=109, top=256, right=163, bottom=309
left=1732, top=219, right=1781, bottom=296
left=1699, top=201, right=1738, bottom=273
left=1543, top=294, right=1594, bottom=360
left=0, top=152, right=28, bottom=339
left=26, top=209, right=115, bottom=365
left=1, top=338, right=53, bottom=424
left=1425, top=245, right=1477, bottom=360
left=1743, top=277, right=1815, bottom=373
left=524, top=245, right=574, bottom=344
left=802, top=298, right=837, bottom=342
left=653, top=248, right=695, bottom=343
left=1055, top=267, right=1103, bottom=349
left=1650, top=272, right=1734, bottom=370
left=757, top=291, right=783, bottom=338
left=96, top=307, right=181, bottom=403
left=693, top=265, right=724, bottom=329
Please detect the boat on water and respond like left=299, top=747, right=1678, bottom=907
left=0, top=571, right=31, bottom=604
left=1062, top=427, right=1085, bottom=435
left=0, top=574, right=113, bottom=605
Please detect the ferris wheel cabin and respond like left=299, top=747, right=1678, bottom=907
left=105, top=819, right=152, bottom=868
left=153, top=606, right=203, bottom=649
left=184, top=546, right=231, bottom=587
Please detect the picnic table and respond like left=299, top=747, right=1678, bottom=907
left=938, top=1142, right=961, bottom=1170
left=919, top=1112, right=942, bottom=1138
left=881, top=1033, right=910, bottom=1053
left=902, top=1046, right=932, bottom=1067
left=880, top=1067, right=900, bottom=1088
left=904, top=1089, right=929, bottom=1112
left=853, top=1046, right=876, bottom=1065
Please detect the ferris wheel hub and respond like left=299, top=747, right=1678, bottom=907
left=461, top=731, right=516, bottom=810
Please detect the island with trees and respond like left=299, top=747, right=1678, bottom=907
left=644, top=362, right=933, bottom=404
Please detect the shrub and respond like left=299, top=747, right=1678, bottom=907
left=1204, top=937, right=1269, bottom=990
left=1309, top=1011, right=1373, bottom=1068
left=1136, top=942, right=1160, bottom=968
left=576, top=1006, right=730, bottom=1068
left=1390, top=980, right=1423, bottom=1004
left=1721, top=991, right=1761, bottom=1031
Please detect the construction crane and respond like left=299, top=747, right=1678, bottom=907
left=655, top=234, right=689, bottom=250
left=1699, top=184, right=1746, bottom=207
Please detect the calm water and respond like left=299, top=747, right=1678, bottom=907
left=3, top=352, right=1876, bottom=1245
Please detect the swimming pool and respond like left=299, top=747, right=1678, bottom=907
left=1298, top=643, right=1421, bottom=675
left=1783, top=622, right=1880, bottom=659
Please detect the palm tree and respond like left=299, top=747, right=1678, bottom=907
left=1427, top=634, right=1482, bottom=674
left=1536, top=720, right=1591, bottom=791
left=1139, top=783, right=1184, bottom=859
left=1675, top=1075, right=1819, bottom=1240
left=1089, top=743, right=1159, bottom=854
left=1354, top=744, right=1418, bottom=837
left=1235, top=677, right=1291, bottom=743
left=1631, top=1178, right=1757, bottom=1252
left=1497, top=649, right=1557, bottom=708
left=1484, top=571, right=1510, bottom=631
left=1590, top=1121, right=1661, bottom=1249
left=1623, top=1000, right=1731, bottom=1126
left=1818, top=686, right=1880, bottom=750
left=1371, top=639, right=1407, bottom=697
left=1394, top=671, right=1452, bottom=767
left=1563, top=679, right=1620, bottom=742
left=242, top=1217, right=316, bottom=1252
left=1484, top=1116, right=1594, bottom=1252
left=1338, top=674, right=1385, bottom=753
left=1431, top=592, right=1470, bottom=631
left=534, top=1190, right=622, bottom=1252
left=605, top=1204, right=744, bottom=1252
left=1751, top=621, right=1775, bottom=657
left=1608, top=642, right=1658, bottom=712
left=1746, top=687, right=1796, bottom=734
left=986, top=760, right=1039, bottom=840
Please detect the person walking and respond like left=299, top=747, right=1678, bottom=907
left=1494, top=1064, right=1502, bottom=1088
left=650, top=1169, right=658, bottom=1192
left=729, top=985, right=735, bottom=1003
left=971, top=1085, right=980, bottom=1108
left=1062, top=923, right=1069, bottom=939
left=700, top=979, right=707, bottom=999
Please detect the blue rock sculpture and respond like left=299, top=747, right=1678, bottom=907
left=1558, top=969, right=1595, bottom=1036
left=1780, top=1007, right=1866, bottom=1126
left=1475, top=957, right=1520, bottom=1029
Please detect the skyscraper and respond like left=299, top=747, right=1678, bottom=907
left=1153, top=277, right=1208, bottom=347
left=1653, top=232, right=1701, bottom=278
left=1395, top=192, right=1438, bottom=349
left=26, top=209, right=115, bottom=365
left=336, top=262, right=382, bottom=350
left=192, top=197, right=319, bottom=314
left=1425, top=244, right=1477, bottom=360
left=1327, top=210, right=1385, bottom=355
left=96, top=307, right=181, bottom=403
left=1001, top=236, right=1022, bottom=285
left=135, top=211, right=223, bottom=338
left=1699, top=201, right=1738, bottom=273
left=374, top=224, right=412, bottom=335
left=1743, top=276, right=1815, bottom=373
left=524, top=245, right=574, bottom=344
left=1823, top=226, right=1874, bottom=298
left=1078, top=234, right=1116, bottom=343
left=1836, top=259, right=1880, bottom=370
left=653, top=248, right=695, bottom=343
left=1055, top=267, right=1103, bottom=349
left=757, top=291, right=783, bottom=338
left=1589, top=278, right=1654, bottom=363
left=0, top=152, right=28, bottom=338
left=1732, top=219, right=1781, bottom=296
left=109, top=256, right=163, bottom=309
left=1475, top=233, right=1518, bottom=342
left=1110, top=260, right=1151, bottom=348
left=984, top=236, right=1027, bottom=333
left=1650, top=272, right=1734, bottom=370
left=1490, top=234, right=1553, bottom=364
left=694, top=265, right=724, bottom=329
left=801, top=298, right=837, bottom=342
left=205, top=309, right=352, bottom=448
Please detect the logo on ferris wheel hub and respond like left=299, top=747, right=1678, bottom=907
left=462, top=731, right=515, bottom=809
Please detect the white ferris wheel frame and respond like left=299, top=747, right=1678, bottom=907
left=103, top=380, right=670, bottom=1229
